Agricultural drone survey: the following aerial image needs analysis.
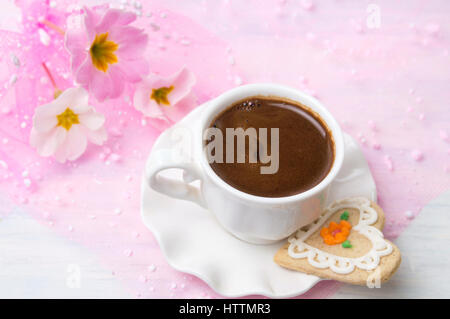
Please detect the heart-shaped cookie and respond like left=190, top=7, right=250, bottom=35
left=274, top=197, right=401, bottom=286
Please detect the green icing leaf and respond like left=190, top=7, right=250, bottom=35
left=342, top=240, right=352, bottom=248
left=340, top=211, right=349, bottom=221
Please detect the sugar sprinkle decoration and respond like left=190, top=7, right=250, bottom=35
left=383, top=155, right=394, bottom=171
left=405, top=211, right=414, bottom=220
left=411, top=149, right=424, bottom=161
left=123, top=249, right=133, bottom=257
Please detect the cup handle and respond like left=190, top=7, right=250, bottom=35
left=145, top=148, right=207, bottom=209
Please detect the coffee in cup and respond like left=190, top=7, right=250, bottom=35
left=205, top=96, right=334, bottom=197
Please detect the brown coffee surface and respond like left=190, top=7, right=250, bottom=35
left=207, top=96, right=334, bottom=197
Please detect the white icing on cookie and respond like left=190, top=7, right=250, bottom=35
left=287, top=197, right=393, bottom=275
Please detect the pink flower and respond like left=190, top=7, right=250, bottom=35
left=133, top=68, right=197, bottom=125
left=30, top=87, right=107, bottom=163
left=65, top=7, right=149, bottom=101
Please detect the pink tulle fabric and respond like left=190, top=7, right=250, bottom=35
left=0, top=0, right=448, bottom=298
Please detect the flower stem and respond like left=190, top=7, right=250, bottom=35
left=41, top=19, right=65, bottom=36
left=42, top=62, right=62, bottom=98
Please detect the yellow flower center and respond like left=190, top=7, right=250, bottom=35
left=57, top=108, right=79, bottom=131
left=90, top=32, right=118, bottom=72
left=150, top=86, right=174, bottom=105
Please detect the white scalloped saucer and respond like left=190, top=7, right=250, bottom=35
left=141, top=104, right=376, bottom=298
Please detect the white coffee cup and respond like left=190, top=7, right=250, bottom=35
left=145, top=84, right=344, bottom=244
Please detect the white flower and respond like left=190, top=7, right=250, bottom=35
left=30, top=87, right=107, bottom=163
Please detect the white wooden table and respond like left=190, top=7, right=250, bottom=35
left=1, top=190, right=449, bottom=298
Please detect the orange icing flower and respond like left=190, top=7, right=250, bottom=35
left=320, top=220, right=352, bottom=245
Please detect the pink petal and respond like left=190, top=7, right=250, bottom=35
left=70, top=8, right=148, bottom=101
left=83, top=6, right=100, bottom=42
left=144, top=100, right=166, bottom=120
left=149, top=117, right=173, bottom=132
left=54, top=125, right=87, bottom=162
left=95, top=9, right=136, bottom=34
left=64, top=28, right=88, bottom=54
left=33, top=113, right=57, bottom=133
left=57, top=87, right=90, bottom=114
left=164, top=93, right=197, bottom=123
left=167, top=68, right=196, bottom=106
left=76, top=55, right=126, bottom=101
left=133, top=82, right=165, bottom=119
left=78, top=110, right=105, bottom=131
left=75, top=59, right=94, bottom=89
left=30, top=127, right=67, bottom=157
left=86, top=126, right=107, bottom=145
left=119, top=58, right=149, bottom=83
left=108, top=66, right=126, bottom=99
left=53, top=146, right=68, bottom=163
left=70, top=48, right=88, bottom=76
left=64, top=29, right=88, bottom=74
left=66, top=125, right=88, bottom=161
left=112, top=26, right=148, bottom=59
left=35, top=99, right=66, bottom=117
left=146, top=73, right=172, bottom=88
left=33, top=101, right=65, bottom=132
left=89, top=68, right=112, bottom=102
